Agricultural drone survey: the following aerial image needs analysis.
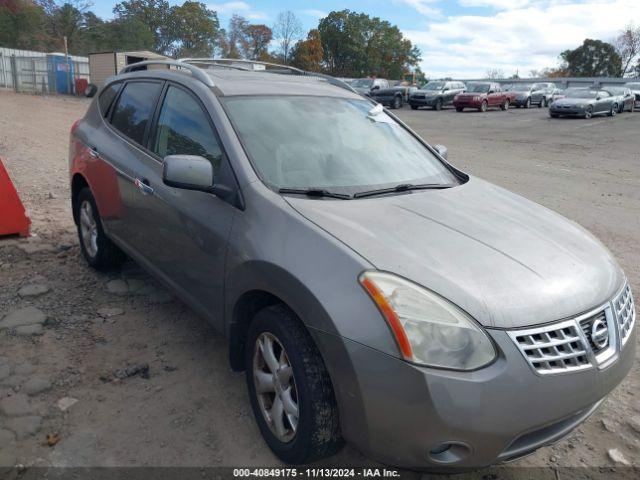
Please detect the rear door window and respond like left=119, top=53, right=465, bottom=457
left=152, top=85, right=223, bottom=175
left=110, top=81, right=162, bottom=145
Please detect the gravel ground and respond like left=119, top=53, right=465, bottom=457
left=0, top=89, right=638, bottom=478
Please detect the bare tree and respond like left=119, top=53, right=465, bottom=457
left=485, top=68, right=504, bottom=79
left=614, top=24, right=640, bottom=77
left=273, top=10, right=302, bottom=63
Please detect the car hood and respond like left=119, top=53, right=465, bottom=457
left=285, top=177, right=623, bottom=329
left=553, top=98, right=595, bottom=107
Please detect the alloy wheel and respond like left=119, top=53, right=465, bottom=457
left=585, top=107, right=593, bottom=119
left=79, top=200, right=98, bottom=258
left=253, top=332, right=299, bottom=443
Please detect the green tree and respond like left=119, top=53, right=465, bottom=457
left=290, top=29, right=323, bottom=72
left=0, top=0, right=49, bottom=50
left=318, top=10, right=420, bottom=79
left=560, top=39, right=622, bottom=77
left=113, top=0, right=174, bottom=54
left=169, top=1, right=219, bottom=58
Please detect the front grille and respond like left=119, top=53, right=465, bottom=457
left=509, top=280, right=634, bottom=375
left=614, top=284, right=635, bottom=346
left=509, top=320, right=590, bottom=375
left=579, top=311, right=609, bottom=355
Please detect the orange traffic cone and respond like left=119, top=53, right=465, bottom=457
left=0, top=157, right=31, bottom=237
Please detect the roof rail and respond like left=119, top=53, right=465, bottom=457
left=179, top=58, right=358, bottom=94
left=119, top=60, right=215, bottom=87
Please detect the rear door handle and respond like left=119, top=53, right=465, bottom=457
left=134, top=178, right=154, bottom=196
left=88, top=146, right=99, bottom=158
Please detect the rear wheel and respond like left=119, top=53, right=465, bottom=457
left=524, top=97, right=531, bottom=109
left=245, top=305, right=343, bottom=464
left=539, top=97, right=547, bottom=108
left=550, top=113, right=559, bottom=118
left=501, top=99, right=509, bottom=111
left=584, top=106, right=593, bottom=119
left=609, top=104, right=617, bottom=116
left=456, top=107, right=463, bottom=112
left=392, top=95, right=402, bottom=109
left=75, top=188, right=123, bottom=271
left=410, top=105, right=418, bottom=110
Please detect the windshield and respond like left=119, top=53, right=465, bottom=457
left=222, top=96, right=459, bottom=194
left=351, top=79, right=373, bottom=88
left=564, top=89, right=597, bottom=99
left=423, top=82, right=445, bottom=91
left=512, top=84, right=532, bottom=92
left=532, top=83, right=548, bottom=90
left=467, top=83, right=490, bottom=93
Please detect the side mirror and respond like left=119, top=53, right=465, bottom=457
left=372, top=85, right=380, bottom=90
left=163, top=155, right=213, bottom=192
left=488, top=90, right=495, bottom=94
left=434, top=144, right=448, bottom=160
left=85, top=84, right=98, bottom=98
left=596, top=96, right=601, bottom=100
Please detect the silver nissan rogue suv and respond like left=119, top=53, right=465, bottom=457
left=69, top=59, right=636, bottom=470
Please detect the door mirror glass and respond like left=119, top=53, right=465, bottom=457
left=163, top=155, right=213, bottom=192
left=434, top=144, right=448, bottom=160
left=85, top=84, right=98, bottom=98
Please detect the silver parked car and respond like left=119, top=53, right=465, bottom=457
left=70, top=60, right=636, bottom=470
left=549, top=88, right=619, bottom=118
left=605, top=87, right=636, bottom=113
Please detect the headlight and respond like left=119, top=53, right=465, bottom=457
left=359, top=271, right=497, bottom=370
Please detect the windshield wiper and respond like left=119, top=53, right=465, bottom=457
left=353, top=183, right=454, bottom=199
left=278, top=188, right=352, bottom=200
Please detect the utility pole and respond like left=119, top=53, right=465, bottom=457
left=64, top=36, right=71, bottom=94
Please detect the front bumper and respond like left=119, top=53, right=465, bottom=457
left=409, top=96, right=439, bottom=107
left=453, top=99, right=482, bottom=109
left=313, top=322, right=635, bottom=470
left=511, top=97, right=530, bottom=106
left=550, top=105, right=587, bottom=116
left=371, top=96, right=396, bottom=106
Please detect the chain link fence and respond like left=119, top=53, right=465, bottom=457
left=0, top=47, right=89, bottom=95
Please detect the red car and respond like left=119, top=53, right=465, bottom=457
left=453, top=82, right=510, bottom=112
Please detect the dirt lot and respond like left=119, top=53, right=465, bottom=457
left=0, top=89, right=639, bottom=477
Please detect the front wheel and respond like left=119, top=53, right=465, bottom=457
left=75, top=187, right=123, bottom=271
left=584, top=106, right=593, bottom=119
left=609, top=104, right=617, bottom=116
left=524, top=98, right=531, bottom=109
left=245, top=305, right=343, bottom=464
left=501, top=99, right=509, bottom=111
left=455, top=107, right=463, bottom=112
left=550, top=113, right=559, bottom=118
left=434, top=98, right=443, bottom=111
left=410, top=105, right=418, bottom=110
left=392, top=96, right=402, bottom=109
left=479, top=101, right=488, bottom=112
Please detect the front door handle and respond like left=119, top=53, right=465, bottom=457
left=88, top=146, right=100, bottom=158
left=134, top=178, right=154, bottom=196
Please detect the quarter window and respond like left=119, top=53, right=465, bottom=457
left=110, top=81, right=162, bottom=145
left=152, top=86, right=223, bottom=174
left=98, top=82, right=121, bottom=117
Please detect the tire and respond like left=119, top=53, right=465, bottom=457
left=584, top=106, right=593, bottom=119
left=392, top=96, right=402, bottom=109
left=631, top=102, right=635, bottom=113
left=501, top=99, right=509, bottom=111
left=618, top=102, right=624, bottom=114
left=410, top=105, right=418, bottom=110
left=434, top=98, right=443, bottom=111
left=456, top=107, right=463, bottom=112
left=245, top=305, right=343, bottom=464
left=524, top=97, right=531, bottom=109
left=479, top=100, right=488, bottom=112
left=75, top=187, right=124, bottom=271
left=550, top=113, right=559, bottom=118
left=609, top=104, right=617, bottom=117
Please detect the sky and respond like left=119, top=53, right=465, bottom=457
left=91, top=0, right=639, bottom=79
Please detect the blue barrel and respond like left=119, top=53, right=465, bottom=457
left=46, top=54, right=75, bottom=94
